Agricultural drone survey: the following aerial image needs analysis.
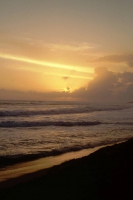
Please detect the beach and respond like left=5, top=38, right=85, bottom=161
left=1, top=0, right=133, bottom=199
left=0, top=138, right=133, bottom=200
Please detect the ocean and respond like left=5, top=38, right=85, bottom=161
left=0, top=100, right=133, bottom=162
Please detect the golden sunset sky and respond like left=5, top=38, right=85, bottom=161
left=0, top=0, right=133, bottom=101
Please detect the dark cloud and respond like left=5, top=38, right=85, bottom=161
left=121, top=72, right=133, bottom=83
left=72, top=67, right=133, bottom=102
left=126, top=84, right=133, bottom=99
left=66, top=87, right=70, bottom=92
left=126, top=61, right=133, bottom=68
left=62, top=76, right=69, bottom=80
left=94, top=54, right=133, bottom=67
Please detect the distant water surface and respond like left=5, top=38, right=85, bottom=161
left=0, top=100, right=133, bottom=161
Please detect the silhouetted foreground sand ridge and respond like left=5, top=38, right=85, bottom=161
left=0, top=138, right=133, bottom=200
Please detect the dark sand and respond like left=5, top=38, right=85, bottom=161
left=0, top=138, right=133, bottom=200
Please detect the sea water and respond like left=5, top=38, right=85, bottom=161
left=0, top=100, right=133, bottom=161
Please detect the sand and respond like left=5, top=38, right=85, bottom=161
left=0, top=145, right=110, bottom=184
left=0, top=138, right=133, bottom=200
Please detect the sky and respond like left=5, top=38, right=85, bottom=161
left=0, top=0, right=133, bottom=102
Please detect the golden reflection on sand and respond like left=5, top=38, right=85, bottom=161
left=0, top=146, right=105, bottom=182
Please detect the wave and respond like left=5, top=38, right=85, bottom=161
left=0, top=105, right=130, bottom=117
left=0, top=120, right=101, bottom=128
left=114, top=122, right=133, bottom=125
left=1, top=120, right=133, bottom=128
left=0, top=137, right=131, bottom=168
left=0, top=101, right=82, bottom=107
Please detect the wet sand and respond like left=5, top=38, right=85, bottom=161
left=0, top=145, right=109, bottom=187
left=0, top=138, right=133, bottom=200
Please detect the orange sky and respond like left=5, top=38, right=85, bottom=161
left=0, top=0, right=133, bottom=101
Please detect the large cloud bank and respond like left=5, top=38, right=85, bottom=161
left=72, top=67, right=133, bottom=102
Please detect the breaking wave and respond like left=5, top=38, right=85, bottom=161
left=0, top=138, right=127, bottom=167
left=0, top=105, right=130, bottom=117
left=0, top=120, right=101, bottom=128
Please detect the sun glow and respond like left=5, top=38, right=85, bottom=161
left=63, top=87, right=71, bottom=92
left=0, top=53, right=93, bottom=94
left=0, top=54, right=93, bottom=74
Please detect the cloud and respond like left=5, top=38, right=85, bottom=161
left=72, top=67, right=133, bottom=102
left=126, top=61, right=133, bottom=68
left=0, top=89, right=71, bottom=101
left=1, top=67, right=133, bottom=102
left=62, top=76, right=69, bottom=80
left=0, top=53, right=91, bottom=74
left=66, top=87, right=70, bottom=92
left=121, top=72, right=133, bottom=83
left=0, top=34, right=95, bottom=77
left=94, top=54, right=133, bottom=67
left=46, top=43, right=96, bottom=52
left=0, top=34, right=48, bottom=61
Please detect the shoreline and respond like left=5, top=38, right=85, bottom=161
left=0, top=144, right=115, bottom=188
left=0, top=138, right=133, bottom=199
left=0, top=139, right=130, bottom=185
left=0, top=138, right=128, bottom=169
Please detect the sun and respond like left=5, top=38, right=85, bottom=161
left=63, top=87, right=71, bottom=92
